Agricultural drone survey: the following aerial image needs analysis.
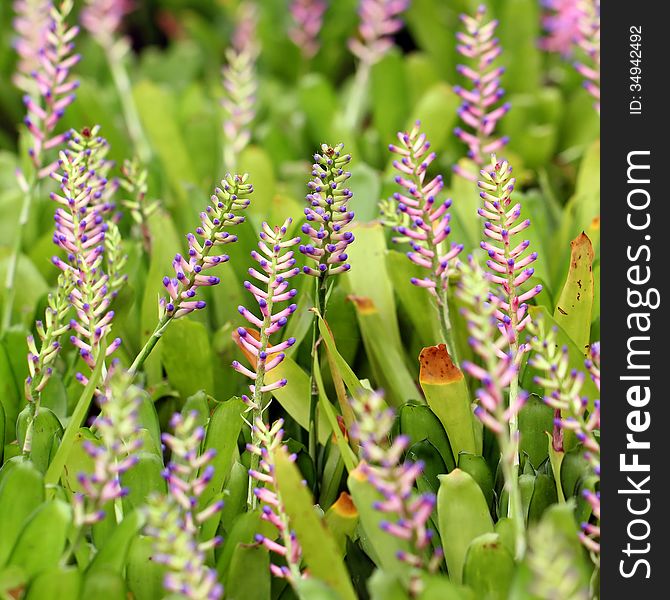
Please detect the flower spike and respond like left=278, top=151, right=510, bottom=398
left=147, top=411, right=224, bottom=600
left=300, top=143, right=355, bottom=278
left=161, top=174, right=252, bottom=320
left=73, top=369, right=143, bottom=526
left=453, top=6, right=509, bottom=180
left=348, top=0, right=410, bottom=66
left=50, top=126, right=122, bottom=379
left=457, top=256, right=527, bottom=559
left=12, top=0, right=51, bottom=94
left=573, top=0, right=600, bottom=113
left=351, top=390, right=442, bottom=594
left=81, top=0, right=133, bottom=48
left=529, top=321, right=600, bottom=557
left=247, top=418, right=303, bottom=582
left=384, top=121, right=463, bottom=353
left=289, top=0, right=327, bottom=59
left=540, top=0, right=583, bottom=56
left=20, top=0, right=80, bottom=177
left=222, top=2, right=258, bottom=172
left=477, top=155, right=541, bottom=355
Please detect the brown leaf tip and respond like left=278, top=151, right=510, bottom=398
left=419, top=344, right=463, bottom=384
left=332, top=492, right=358, bottom=518
left=347, top=295, right=377, bottom=315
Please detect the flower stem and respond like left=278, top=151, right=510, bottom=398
left=128, top=315, right=170, bottom=376
left=307, top=274, right=328, bottom=483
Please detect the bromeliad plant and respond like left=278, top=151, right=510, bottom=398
left=0, top=1, right=602, bottom=598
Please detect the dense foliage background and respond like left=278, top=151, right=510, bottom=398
left=0, top=0, right=600, bottom=599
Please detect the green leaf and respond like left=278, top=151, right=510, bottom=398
left=296, top=578, right=343, bottom=600
left=24, top=567, right=82, bottom=600
left=370, top=50, right=410, bottom=150
left=121, top=452, right=166, bottom=512
left=80, top=568, right=126, bottom=600
left=160, top=318, right=214, bottom=398
left=437, top=469, right=494, bottom=584
left=457, top=453, right=494, bottom=510
left=406, top=83, right=460, bottom=155
left=342, top=223, right=402, bottom=350
left=226, top=544, right=271, bottom=600
left=497, top=0, right=542, bottom=94
left=273, top=447, right=356, bottom=600
left=197, top=397, right=245, bottom=517
left=348, top=295, right=418, bottom=407
left=462, top=533, right=515, bottom=600
left=126, top=536, right=167, bottom=600
left=348, top=163, right=382, bottom=223
left=87, top=510, right=145, bottom=575
left=17, top=406, right=63, bottom=473
left=386, top=250, right=439, bottom=346
left=518, top=395, right=554, bottom=471
left=0, top=461, right=44, bottom=566
left=298, top=74, right=338, bottom=143
left=399, top=401, right=455, bottom=472
left=419, top=344, right=479, bottom=457
left=553, top=233, right=595, bottom=354
left=133, top=80, right=196, bottom=224
left=8, top=500, right=71, bottom=578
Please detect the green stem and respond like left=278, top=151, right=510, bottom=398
left=437, top=287, right=459, bottom=364
left=2, top=181, right=34, bottom=334
left=307, top=275, right=328, bottom=484
left=505, top=371, right=525, bottom=559
left=128, top=315, right=170, bottom=376
left=105, top=42, right=151, bottom=164
left=343, top=61, right=370, bottom=131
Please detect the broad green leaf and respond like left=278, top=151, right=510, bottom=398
left=296, top=578, right=343, bottom=600
left=437, top=469, right=494, bottom=584
left=518, top=395, right=554, bottom=471
left=126, top=536, right=167, bottom=600
left=0, top=461, right=44, bottom=566
left=226, top=544, right=271, bottom=600
left=386, top=250, right=439, bottom=346
left=133, top=80, right=195, bottom=223
left=8, top=500, right=71, bottom=578
left=553, top=233, right=595, bottom=354
left=462, top=533, right=515, bottom=600
left=457, top=453, right=494, bottom=509
left=498, top=0, right=542, bottom=94
left=399, top=401, right=455, bottom=472
left=0, top=342, right=19, bottom=442
left=419, top=344, right=479, bottom=457
left=406, top=83, right=460, bottom=155
left=324, top=493, right=359, bottom=553
left=342, top=223, right=402, bottom=350
left=87, top=510, right=145, bottom=575
left=121, top=453, right=166, bottom=512
left=17, top=406, right=62, bottom=474
left=273, top=447, right=356, bottom=600
left=348, top=296, right=418, bottom=407
left=298, top=74, right=338, bottom=143
left=160, top=318, right=214, bottom=398
left=198, top=397, right=245, bottom=514
left=418, top=574, right=475, bottom=600
left=24, top=567, right=81, bottom=600
left=80, top=568, right=126, bottom=600
left=348, top=163, right=382, bottom=224
left=370, top=50, right=410, bottom=150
